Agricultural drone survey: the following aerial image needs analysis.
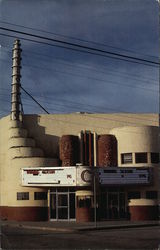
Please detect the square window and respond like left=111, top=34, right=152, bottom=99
left=34, top=192, right=47, bottom=200
left=135, top=153, right=147, bottom=163
left=121, top=153, right=132, bottom=164
left=17, top=192, right=29, bottom=200
left=128, top=191, right=140, bottom=200
left=146, top=191, right=158, bottom=199
left=151, top=153, right=159, bottom=164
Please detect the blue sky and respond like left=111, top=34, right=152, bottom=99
left=0, top=0, right=159, bottom=117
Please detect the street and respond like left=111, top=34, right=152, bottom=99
left=1, top=225, right=160, bottom=249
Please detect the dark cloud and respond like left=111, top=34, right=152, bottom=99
left=0, top=0, right=159, bottom=117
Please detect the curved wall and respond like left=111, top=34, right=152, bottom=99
left=128, top=199, right=158, bottom=221
left=98, top=134, right=117, bottom=167
left=0, top=117, right=59, bottom=221
left=110, top=126, right=159, bottom=167
left=59, top=135, right=79, bottom=166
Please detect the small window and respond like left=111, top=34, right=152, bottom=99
left=128, top=191, right=140, bottom=200
left=135, top=153, right=147, bottom=163
left=146, top=191, right=158, bottom=199
left=139, top=174, right=146, bottom=178
left=17, top=192, right=29, bottom=200
left=151, top=153, right=159, bottom=164
left=121, top=153, right=132, bottom=164
left=104, top=170, right=117, bottom=173
left=77, top=196, right=92, bottom=208
left=121, top=170, right=133, bottom=173
left=34, top=192, right=47, bottom=200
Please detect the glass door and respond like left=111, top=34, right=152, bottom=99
left=50, top=189, right=75, bottom=221
left=107, top=192, right=126, bottom=219
left=57, top=193, right=68, bottom=220
left=108, top=192, right=119, bottom=219
left=50, top=193, right=56, bottom=219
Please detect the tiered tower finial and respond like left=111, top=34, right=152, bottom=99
left=11, top=39, right=22, bottom=120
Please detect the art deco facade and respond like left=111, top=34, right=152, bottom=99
left=0, top=40, right=159, bottom=222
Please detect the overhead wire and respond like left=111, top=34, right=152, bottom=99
left=0, top=25, right=159, bottom=127
left=22, top=51, right=158, bottom=84
left=0, top=56, right=158, bottom=93
left=1, top=46, right=158, bottom=83
left=20, top=89, right=159, bottom=126
left=20, top=86, right=49, bottom=114
left=0, top=19, right=158, bottom=60
left=0, top=86, right=158, bottom=124
left=1, top=49, right=158, bottom=89
left=0, top=26, right=159, bottom=65
left=21, top=60, right=158, bottom=93
left=0, top=87, right=158, bottom=128
left=0, top=29, right=159, bottom=68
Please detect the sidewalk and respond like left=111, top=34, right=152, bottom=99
left=1, top=220, right=159, bottom=233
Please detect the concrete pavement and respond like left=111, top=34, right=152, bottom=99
left=1, top=219, right=159, bottom=233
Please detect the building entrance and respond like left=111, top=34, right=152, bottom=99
left=100, top=191, right=126, bottom=220
left=50, top=188, right=75, bottom=220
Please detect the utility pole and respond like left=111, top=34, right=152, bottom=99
left=158, top=0, right=160, bottom=219
left=93, top=171, right=97, bottom=228
left=93, top=132, right=97, bottom=228
left=11, top=39, right=22, bottom=121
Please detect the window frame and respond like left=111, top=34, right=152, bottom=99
left=146, top=191, right=158, bottom=199
left=135, top=152, right=147, bottom=164
left=128, top=191, right=141, bottom=200
left=17, top=192, right=29, bottom=200
left=121, top=153, right=133, bottom=164
left=34, top=192, right=48, bottom=200
left=151, top=153, right=159, bottom=164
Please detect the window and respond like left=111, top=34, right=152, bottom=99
left=128, top=191, right=140, bottom=200
left=104, top=170, right=117, bottom=173
left=121, top=153, right=132, bottom=164
left=151, top=153, right=159, bottom=164
left=120, top=170, right=133, bottom=173
left=17, top=192, right=29, bottom=200
left=146, top=191, right=158, bottom=199
left=139, top=174, right=146, bottom=178
left=34, top=192, right=47, bottom=200
left=77, top=196, right=92, bottom=208
left=135, top=153, right=147, bottom=163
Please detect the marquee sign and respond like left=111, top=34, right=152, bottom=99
left=21, top=166, right=93, bottom=187
left=99, top=167, right=152, bottom=185
left=21, top=166, right=152, bottom=187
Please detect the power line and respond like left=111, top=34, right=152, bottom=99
left=1, top=32, right=150, bottom=67
left=0, top=89, right=158, bottom=127
left=24, top=53, right=157, bottom=86
left=1, top=49, right=158, bottom=85
left=0, top=88, right=158, bottom=124
left=1, top=87, right=158, bottom=124
left=1, top=46, right=158, bottom=83
left=1, top=57, right=157, bottom=94
left=22, top=51, right=158, bottom=85
left=0, top=27, right=159, bottom=67
left=20, top=86, right=50, bottom=114
left=0, top=19, right=158, bottom=60
left=21, top=60, right=158, bottom=93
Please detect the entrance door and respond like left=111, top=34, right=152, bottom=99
left=50, top=189, right=75, bottom=220
left=106, top=192, right=126, bottom=219
left=108, top=192, right=119, bottom=219
left=57, top=193, right=68, bottom=220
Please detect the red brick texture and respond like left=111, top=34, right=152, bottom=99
left=0, top=206, right=48, bottom=221
left=76, top=207, right=93, bottom=222
left=129, top=205, right=158, bottom=221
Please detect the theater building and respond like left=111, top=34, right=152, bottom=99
left=0, top=40, right=159, bottom=222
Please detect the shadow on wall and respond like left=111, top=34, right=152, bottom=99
left=22, top=114, right=60, bottom=158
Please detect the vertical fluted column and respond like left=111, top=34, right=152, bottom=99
left=11, top=39, right=22, bottom=121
